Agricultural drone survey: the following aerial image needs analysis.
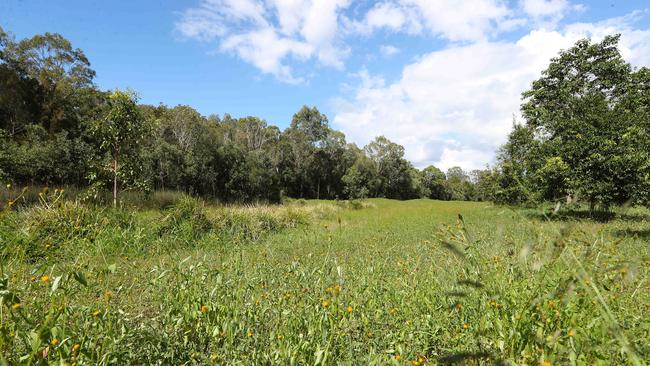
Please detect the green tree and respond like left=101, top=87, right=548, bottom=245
left=516, top=34, right=650, bottom=210
left=92, top=90, right=149, bottom=207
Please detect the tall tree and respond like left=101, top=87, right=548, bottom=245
left=92, top=90, right=149, bottom=207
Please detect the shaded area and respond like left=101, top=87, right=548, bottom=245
left=525, top=209, right=650, bottom=223
left=612, top=228, right=650, bottom=240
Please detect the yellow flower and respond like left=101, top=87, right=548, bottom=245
left=201, top=305, right=209, bottom=314
left=92, top=310, right=101, bottom=317
left=539, top=362, right=552, bottom=366
left=51, top=338, right=60, bottom=346
left=104, top=290, right=113, bottom=300
left=411, top=360, right=420, bottom=366
left=568, top=329, right=575, bottom=337
left=463, top=323, right=470, bottom=329
left=394, top=354, right=401, bottom=361
left=72, top=343, right=81, bottom=353
left=455, top=303, right=463, bottom=311
left=247, top=330, right=253, bottom=337
left=333, top=284, right=342, bottom=295
left=210, top=354, right=218, bottom=361
left=322, top=300, right=330, bottom=308
left=347, top=305, right=353, bottom=313
left=40, top=275, right=50, bottom=284
left=11, top=303, right=21, bottom=311
left=326, top=287, right=333, bottom=293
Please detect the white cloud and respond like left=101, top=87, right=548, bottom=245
left=333, top=16, right=650, bottom=171
left=176, top=0, right=350, bottom=81
left=379, top=45, right=400, bottom=56
left=400, top=0, right=514, bottom=41
left=521, top=0, right=570, bottom=18
left=177, top=0, right=527, bottom=82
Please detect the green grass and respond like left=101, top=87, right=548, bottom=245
left=1, top=198, right=649, bottom=365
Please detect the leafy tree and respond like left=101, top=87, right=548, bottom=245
left=364, top=136, right=415, bottom=199
left=422, top=165, right=450, bottom=200
left=91, top=90, right=149, bottom=207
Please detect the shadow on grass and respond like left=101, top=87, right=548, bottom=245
left=612, top=228, right=650, bottom=240
left=525, top=210, right=650, bottom=223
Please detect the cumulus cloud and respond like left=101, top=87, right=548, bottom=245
left=177, top=0, right=524, bottom=82
left=333, top=15, right=650, bottom=170
left=176, top=0, right=350, bottom=82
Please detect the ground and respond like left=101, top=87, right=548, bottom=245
left=1, top=198, right=649, bottom=365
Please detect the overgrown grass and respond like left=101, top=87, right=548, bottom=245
left=0, top=198, right=648, bottom=365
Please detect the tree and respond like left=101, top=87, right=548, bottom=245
left=422, top=165, right=450, bottom=200
left=509, top=34, right=650, bottom=210
left=92, top=90, right=149, bottom=207
left=364, top=136, right=415, bottom=199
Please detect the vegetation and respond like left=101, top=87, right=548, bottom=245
left=1, top=197, right=649, bottom=364
left=1, top=22, right=650, bottom=366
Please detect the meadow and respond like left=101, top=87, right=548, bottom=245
left=0, top=194, right=649, bottom=365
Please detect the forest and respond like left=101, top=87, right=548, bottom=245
left=3, top=27, right=647, bottom=210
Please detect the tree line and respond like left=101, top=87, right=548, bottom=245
left=1, top=27, right=648, bottom=209
left=0, top=27, right=485, bottom=204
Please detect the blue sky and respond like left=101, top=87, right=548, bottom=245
left=2, top=0, right=649, bottom=170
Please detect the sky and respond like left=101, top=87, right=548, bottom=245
left=1, top=0, right=649, bottom=171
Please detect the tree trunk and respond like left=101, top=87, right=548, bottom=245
left=113, top=149, right=119, bottom=208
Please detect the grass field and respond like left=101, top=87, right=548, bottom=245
left=1, top=197, right=649, bottom=365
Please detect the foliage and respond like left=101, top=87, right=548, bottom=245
left=1, top=199, right=648, bottom=364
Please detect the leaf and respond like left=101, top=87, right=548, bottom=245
left=73, top=271, right=88, bottom=286
left=51, top=276, right=62, bottom=294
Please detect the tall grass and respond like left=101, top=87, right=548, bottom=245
left=0, top=198, right=647, bottom=364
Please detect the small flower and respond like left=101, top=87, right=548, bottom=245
left=40, top=275, right=50, bottom=284
left=347, top=305, right=353, bottom=313
left=51, top=338, right=60, bottom=346
left=322, top=300, right=330, bottom=308
left=11, top=303, right=21, bottom=311
left=539, top=362, right=552, bottom=366
left=455, top=303, right=463, bottom=311
left=92, top=310, right=101, bottom=317
left=394, top=354, right=401, bottom=361
left=568, top=329, right=575, bottom=337
left=333, top=284, right=342, bottom=295
left=463, top=323, right=470, bottom=329
left=72, top=343, right=81, bottom=353
left=247, top=330, right=253, bottom=337
left=104, top=290, right=113, bottom=300
left=210, top=354, right=218, bottom=361
left=201, top=305, right=209, bottom=314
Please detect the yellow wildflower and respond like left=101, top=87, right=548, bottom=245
left=210, top=354, right=218, bottom=361
left=347, top=305, right=353, bottom=313
left=40, top=275, right=50, bottom=284
left=395, top=354, right=401, bottom=361
left=72, top=343, right=81, bottom=353
left=51, top=338, right=60, bottom=346
left=463, top=323, right=470, bottom=329
left=322, top=300, right=330, bottom=308
left=201, top=305, right=209, bottom=314
left=247, top=330, right=253, bottom=337
left=11, top=303, right=21, bottom=311
left=568, top=329, right=575, bottom=337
